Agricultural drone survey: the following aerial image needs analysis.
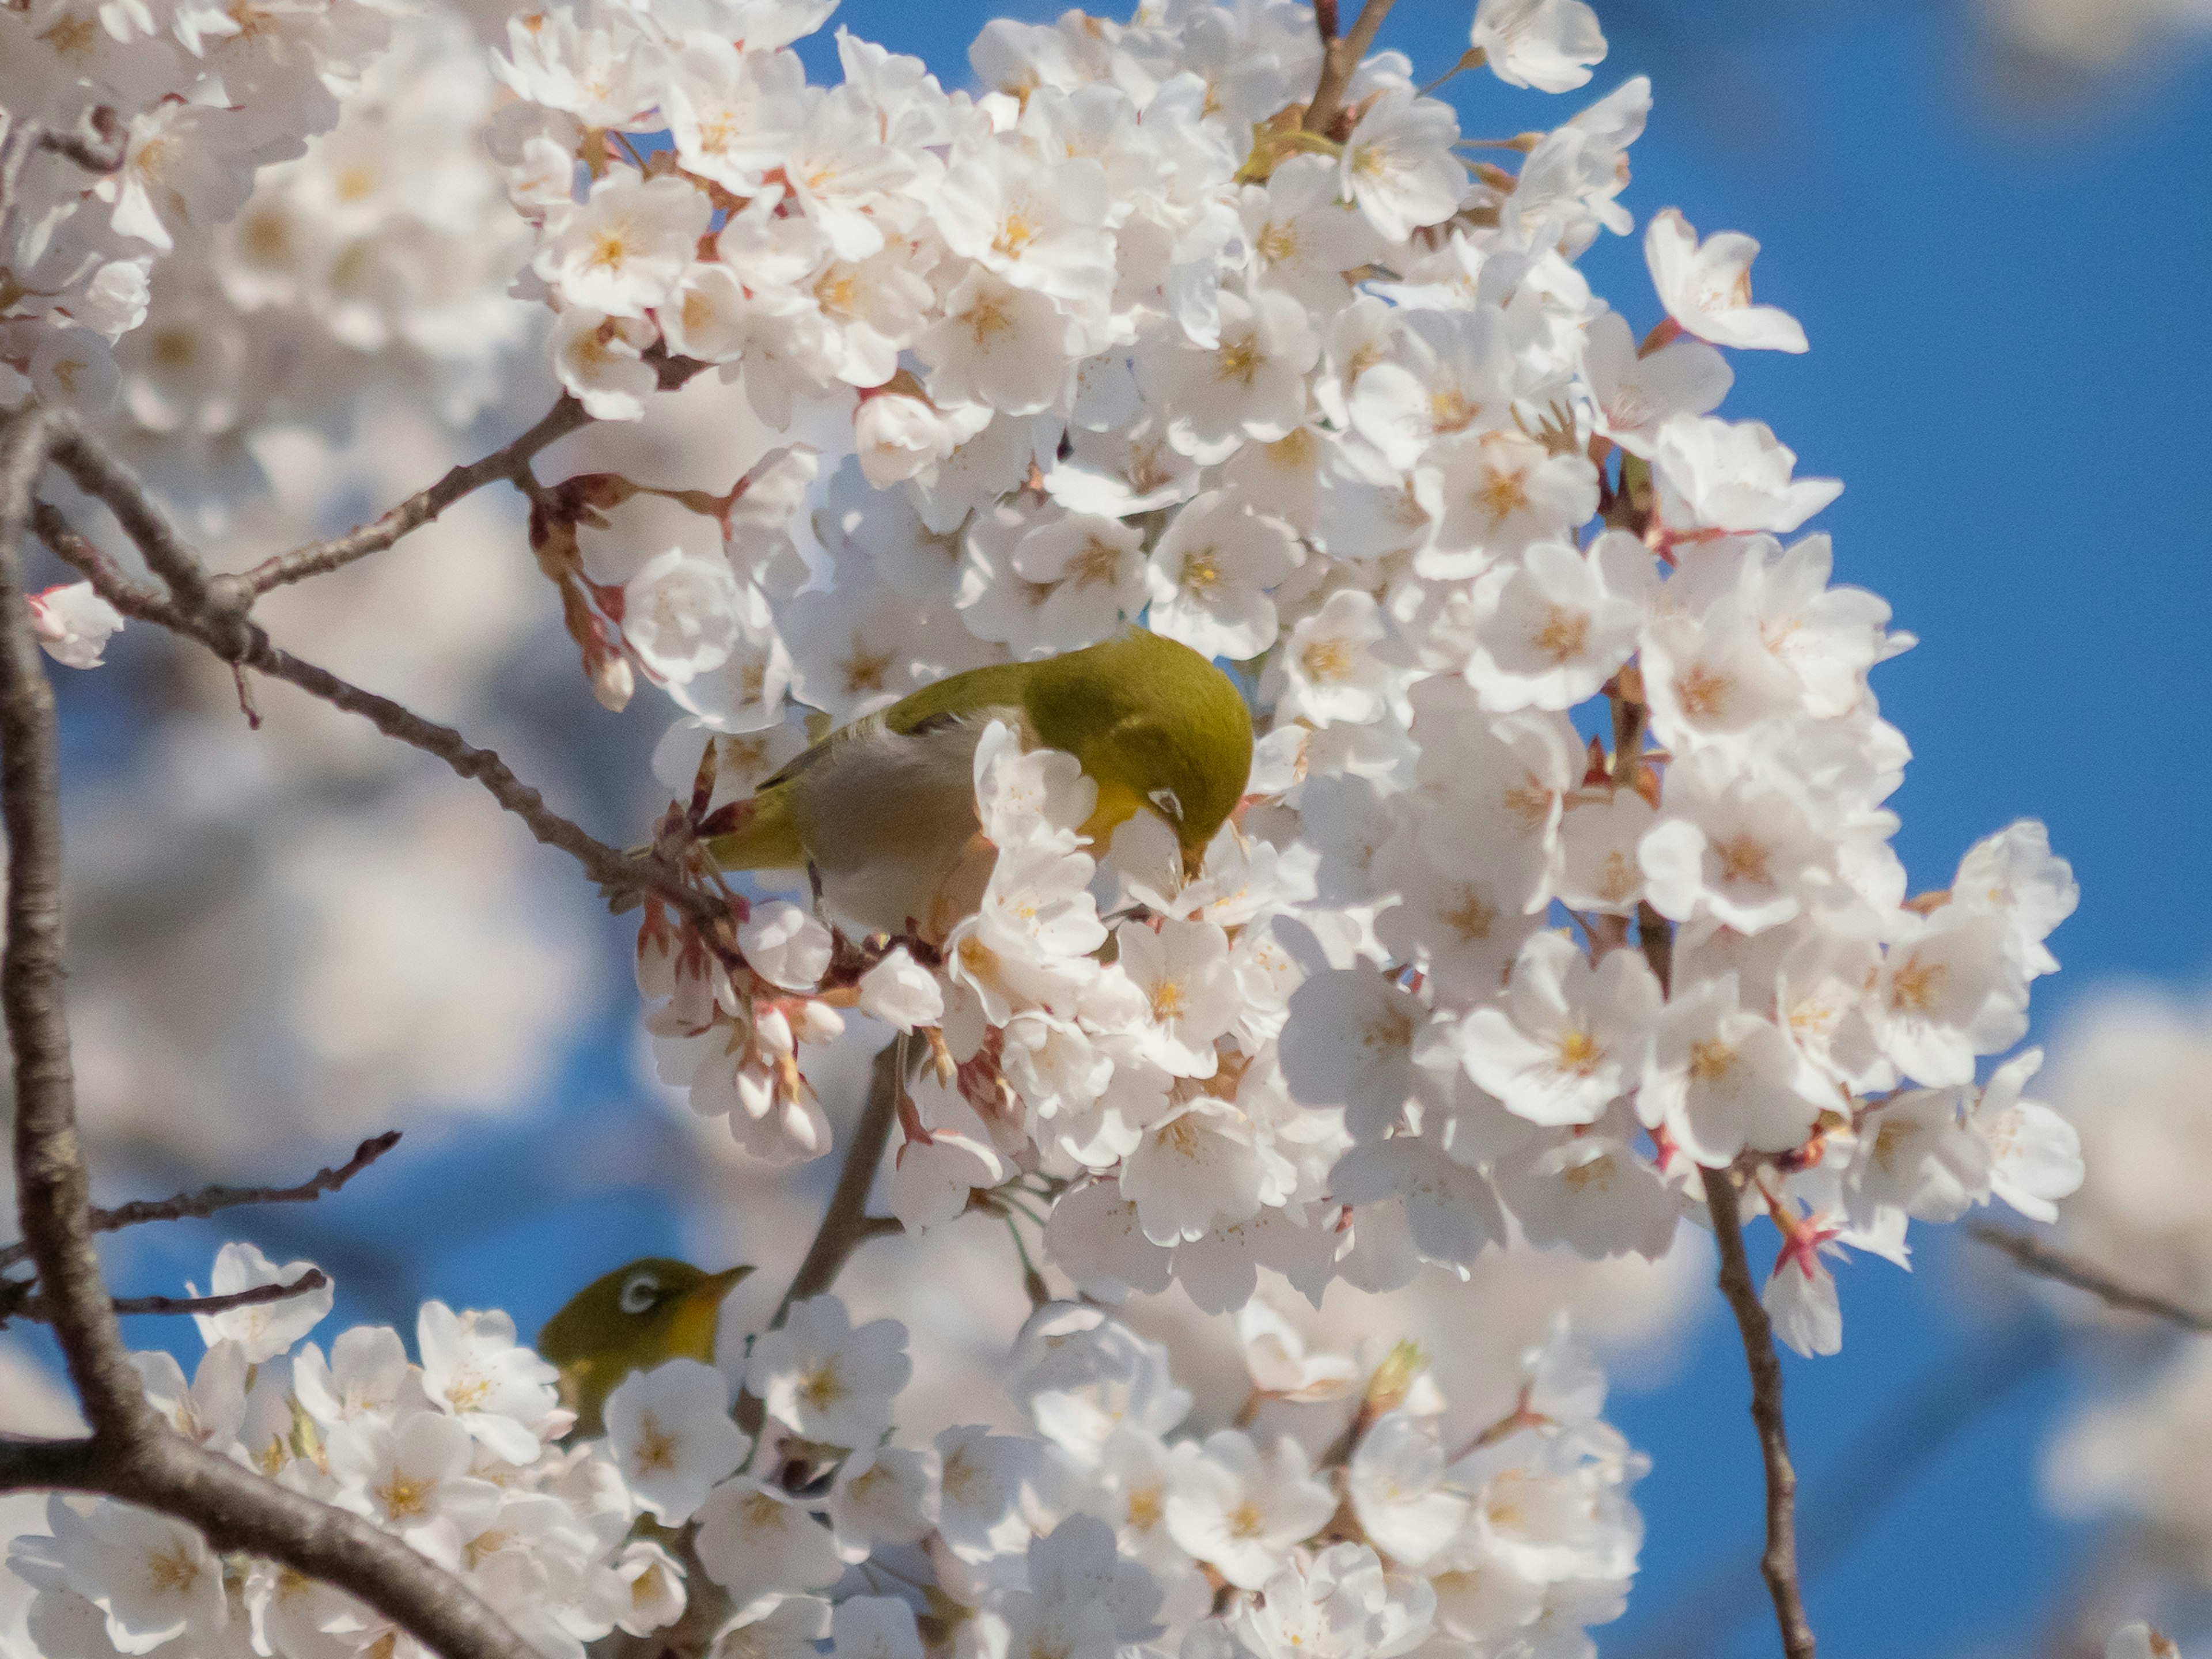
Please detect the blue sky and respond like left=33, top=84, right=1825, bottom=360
left=24, top=2, right=2212, bottom=1656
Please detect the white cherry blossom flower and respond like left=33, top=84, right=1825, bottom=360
left=1145, top=491, right=1302, bottom=658
left=1465, top=532, right=1654, bottom=711
left=747, top=1294, right=911, bottom=1447
left=1454, top=931, right=1662, bottom=1127
left=738, top=901, right=835, bottom=993
left=1164, top=1430, right=1336, bottom=1589
left=694, top=1478, right=845, bottom=1620
left=604, top=1359, right=752, bottom=1524
left=1582, top=309, right=1732, bottom=456
left=1645, top=207, right=1809, bottom=353
left=1652, top=414, right=1842, bottom=535
left=1471, top=0, right=1608, bottom=92
left=416, top=1301, right=562, bottom=1464
left=1641, top=973, right=1830, bottom=1166
left=534, top=171, right=711, bottom=317
left=1340, top=89, right=1464, bottom=243
left=190, top=1241, right=332, bottom=1364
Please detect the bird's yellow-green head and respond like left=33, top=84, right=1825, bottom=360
left=1025, top=630, right=1254, bottom=873
left=536, top=1257, right=751, bottom=1438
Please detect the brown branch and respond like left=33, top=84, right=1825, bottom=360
left=774, top=1039, right=904, bottom=1325
left=0, top=402, right=147, bottom=1437
left=242, top=394, right=592, bottom=596
left=1304, top=0, right=1395, bottom=134
left=32, top=487, right=710, bottom=923
left=1704, top=1165, right=1816, bottom=1659
left=1969, top=1221, right=2212, bottom=1332
left=0, top=1130, right=402, bottom=1272
left=17, top=1268, right=331, bottom=1324
left=45, top=419, right=247, bottom=649
left=0, top=405, right=534, bottom=1659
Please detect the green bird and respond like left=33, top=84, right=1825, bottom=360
left=537, top=1259, right=752, bottom=1438
left=706, top=628, right=1255, bottom=938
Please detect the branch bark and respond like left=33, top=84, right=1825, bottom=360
left=241, top=394, right=592, bottom=596
left=14, top=1268, right=331, bottom=1324
left=0, top=1130, right=401, bottom=1272
left=0, top=403, right=148, bottom=1438
left=1304, top=0, right=1395, bottom=134
left=1704, top=1165, right=1816, bottom=1659
left=0, top=405, right=535, bottom=1659
left=32, top=490, right=713, bottom=925
left=1969, top=1221, right=2212, bottom=1332
left=773, top=1039, right=904, bottom=1325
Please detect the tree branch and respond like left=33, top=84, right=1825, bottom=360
left=1304, top=0, right=1394, bottom=134
left=0, top=403, right=149, bottom=1438
left=32, top=487, right=711, bottom=925
left=13, top=1268, right=331, bottom=1324
left=241, top=394, right=592, bottom=596
left=45, top=419, right=248, bottom=650
left=1704, top=1165, right=1816, bottom=1659
left=0, top=1130, right=402, bottom=1272
left=774, top=1039, right=903, bottom=1324
left=0, top=404, right=535, bottom=1659
left=1969, top=1221, right=2212, bottom=1332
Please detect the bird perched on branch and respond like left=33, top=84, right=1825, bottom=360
left=537, top=1257, right=751, bottom=1438
left=705, top=628, right=1253, bottom=938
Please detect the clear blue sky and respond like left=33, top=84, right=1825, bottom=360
left=36, top=3, right=2212, bottom=1656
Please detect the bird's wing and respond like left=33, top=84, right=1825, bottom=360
left=754, top=659, right=1038, bottom=797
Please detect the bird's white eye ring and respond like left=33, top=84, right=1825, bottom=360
left=619, top=1274, right=660, bottom=1315
left=1148, top=787, right=1183, bottom=821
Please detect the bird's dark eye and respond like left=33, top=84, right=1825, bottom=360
left=619, top=1274, right=660, bottom=1315
left=1148, top=787, right=1183, bottom=822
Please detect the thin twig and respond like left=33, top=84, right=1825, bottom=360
left=0, top=404, right=534, bottom=1659
left=1704, top=1165, right=1817, bottom=1659
left=242, top=394, right=592, bottom=596
left=1612, top=1319, right=2054, bottom=1659
left=16, top=1269, right=331, bottom=1324
left=0, top=1130, right=402, bottom=1272
left=33, top=491, right=709, bottom=923
left=1304, top=0, right=1396, bottom=134
left=1969, top=1221, right=2212, bottom=1332
left=774, top=1039, right=904, bottom=1324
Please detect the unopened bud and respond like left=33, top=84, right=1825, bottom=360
left=592, top=652, right=635, bottom=712
left=1365, top=1339, right=1427, bottom=1414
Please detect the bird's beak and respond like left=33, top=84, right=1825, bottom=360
left=703, top=1264, right=755, bottom=1297
left=1181, top=841, right=1208, bottom=882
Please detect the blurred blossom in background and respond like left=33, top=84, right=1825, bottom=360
left=1, top=1, right=2208, bottom=1657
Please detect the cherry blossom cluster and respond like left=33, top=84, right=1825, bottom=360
left=570, top=0, right=2086, bottom=1350
left=94, top=9, right=535, bottom=514
left=0, top=0, right=416, bottom=418
left=4, top=1247, right=1646, bottom=1659
left=6, top=1244, right=665, bottom=1659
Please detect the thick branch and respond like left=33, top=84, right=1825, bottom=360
left=0, top=404, right=149, bottom=1438
left=0, top=407, right=533, bottom=1659
left=0, top=1432, right=535, bottom=1659
left=1704, top=1167, right=1816, bottom=1659
left=1304, top=0, right=1395, bottom=133
left=243, top=395, right=592, bottom=596
left=0, top=1130, right=402, bottom=1272
left=1969, top=1221, right=2212, bottom=1332
left=774, top=1040, right=903, bottom=1324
